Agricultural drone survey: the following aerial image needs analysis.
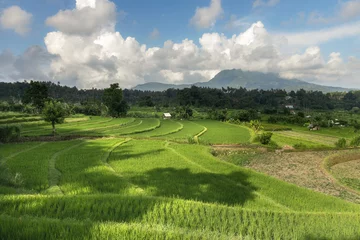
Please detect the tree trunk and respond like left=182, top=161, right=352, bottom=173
left=52, top=122, right=56, bottom=136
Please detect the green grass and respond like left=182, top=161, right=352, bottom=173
left=0, top=194, right=360, bottom=239
left=129, top=120, right=183, bottom=138
left=4, top=141, right=79, bottom=191
left=163, top=121, right=205, bottom=142
left=271, top=133, right=330, bottom=149
left=22, top=117, right=133, bottom=136
left=198, top=120, right=251, bottom=144
left=1, top=118, right=360, bottom=239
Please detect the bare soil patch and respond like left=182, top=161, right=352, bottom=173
left=244, top=150, right=360, bottom=203
left=332, top=159, right=360, bottom=179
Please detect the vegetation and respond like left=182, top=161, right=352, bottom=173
left=103, top=83, right=129, bottom=117
left=42, top=100, right=68, bottom=135
left=2, top=80, right=360, bottom=238
left=22, top=81, right=49, bottom=111
left=335, top=138, right=347, bottom=148
left=0, top=125, right=20, bottom=143
left=258, top=132, right=273, bottom=145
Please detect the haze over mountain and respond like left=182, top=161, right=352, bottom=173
left=133, top=69, right=350, bottom=92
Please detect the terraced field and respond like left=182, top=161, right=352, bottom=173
left=1, top=138, right=360, bottom=239
left=1, top=115, right=360, bottom=238
left=198, top=120, right=251, bottom=144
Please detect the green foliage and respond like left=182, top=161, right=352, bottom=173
left=103, top=83, right=129, bottom=117
left=43, top=100, right=67, bottom=135
left=267, top=116, right=278, bottom=124
left=350, top=136, right=360, bottom=147
left=207, top=109, right=227, bottom=121
left=175, top=106, right=193, bottom=119
left=258, top=132, right=273, bottom=145
left=138, top=96, right=154, bottom=107
left=1, top=137, right=360, bottom=239
left=297, top=111, right=305, bottom=118
left=0, top=125, right=21, bottom=143
left=22, top=81, right=48, bottom=111
left=249, top=120, right=263, bottom=133
left=335, top=138, right=347, bottom=148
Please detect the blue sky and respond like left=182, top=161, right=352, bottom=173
left=0, top=0, right=359, bottom=88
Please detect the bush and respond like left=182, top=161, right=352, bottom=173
left=293, top=143, right=308, bottom=149
left=350, top=136, right=360, bottom=147
left=267, top=116, right=278, bottom=124
left=258, top=132, right=273, bottom=145
left=335, top=138, right=347, bottom=148
left=0, top=125, right=21, bottom=143
left=187, top=136, right=196, bottom=144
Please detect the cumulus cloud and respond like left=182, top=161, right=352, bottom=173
left=46, top=0, right=116, bottom=35
left=0, top=46, right=56, bottom=82
left=0, top=6, right=32, bottom=35
left=190, top=0, right=223, bottom=29
left=1, top=0, right=359, bottom=89
left=253, top=0, right=280, bottom=8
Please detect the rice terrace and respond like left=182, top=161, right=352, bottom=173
left=1, top=0, right=360, bottom=239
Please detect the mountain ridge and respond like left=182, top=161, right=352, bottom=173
left=133, top=69, right=350, bottom=92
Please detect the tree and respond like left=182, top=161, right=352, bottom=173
left=43, top=100, right=67, bottom=136
left=22, top=81, right=48, bottom=111
left=250, top=120, right=263, bottom=133
left=103, top=83, right=129, bottom=117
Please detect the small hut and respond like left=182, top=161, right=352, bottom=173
left=163, top=113, right=172, bottom=119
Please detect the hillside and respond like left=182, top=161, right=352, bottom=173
left=1, top=115, right=360, bottom=239
left=134, top=69, right=349, bottom=92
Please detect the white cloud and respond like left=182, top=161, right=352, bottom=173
left=224, top=15, right=250, bottom=30
left=280, top=21, right=360, bottom=46
left=339, top=0, right=360, bottom=20
left=307, top=0, right=360, bottom=25
left=149, top=28, right=160, bottom=39
left=46, top=0, right=116, bottom=35
left=1, top=0, right=359, bottom=89
left=0, top=6, right=32, bottom=35
left=190, top=0, right=223, bottom=29
left=0, top=46, right=56, bottom=82
left=253, top=0, right=280, bottom=8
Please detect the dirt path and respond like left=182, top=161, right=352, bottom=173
left=245, top=150, right=360, bottom=203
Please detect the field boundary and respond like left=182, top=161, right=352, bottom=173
left=46, top=141, right=85, bottom=195
left=165, top=142, right=291, bottom=210
left=121, top=119, right=161, bottom=136
left=151, top=121, right=184, bottom=137
left=193, top=125, right=207, bottom=144
left=0, top=142, right=47, bottom=165
left=322, top=152, right=360, bottom=196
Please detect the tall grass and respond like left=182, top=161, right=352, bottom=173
left=198, top=120, right=251, bottom=144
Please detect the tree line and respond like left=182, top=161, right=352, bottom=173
left=1, top=81, right=360, bottom=112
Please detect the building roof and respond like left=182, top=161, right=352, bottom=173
left=163, top=113, right=171, bottom=117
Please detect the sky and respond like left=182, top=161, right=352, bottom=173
left=0, top=0, right=360, bottom=89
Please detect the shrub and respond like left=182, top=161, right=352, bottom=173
left=335, top=138, right=347, bottom=148
left=293, top=143, right=308, bottom=149
left=258, top=132, right=273, bottom=145
left=0, top=125, right=21, bottom=143
left=187, top=135, right=196, bottom=144
left=350, top=136, right=360, bottom=147
left=267, top=116, right=277, bottom=124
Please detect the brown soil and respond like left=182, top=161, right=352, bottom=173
left=331, top=159, right=360, bottom=179
left=245, top=150, right=360, bottom=203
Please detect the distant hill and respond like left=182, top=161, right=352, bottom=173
left=133, top=69, right=350, bottom=92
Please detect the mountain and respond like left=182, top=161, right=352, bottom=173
left=133, top=69, right=350, bottom=92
